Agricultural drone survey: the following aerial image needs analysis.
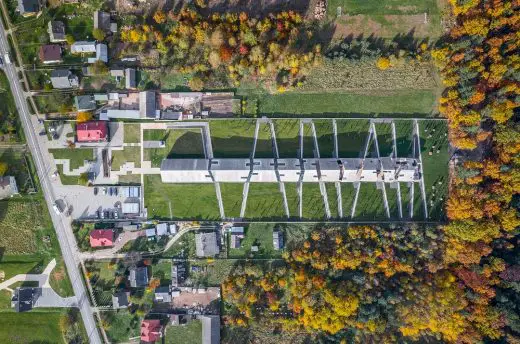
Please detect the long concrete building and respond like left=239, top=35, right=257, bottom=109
left=160, top=157, right=420, bottom=184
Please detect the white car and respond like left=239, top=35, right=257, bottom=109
left=52, top=203, right=62, bottom=215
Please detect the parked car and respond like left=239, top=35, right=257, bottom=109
left=109, top=187, right=113, bottom=196
left=100, top=210, right=105, bottom=219
left=94, top=187, right=98, bottom=195
left=96, top=210, right=100, bottom=219
left=102, top=187, right=107, bottom=195
left=39, top=130, right=46, bottom=136
left=104, top=211, right=109, bottom=218
left=52, top=203, right=61, bottom=215
left=113, top=187, right=118, bottom=196
left=114, top=211, right=118, bottom=219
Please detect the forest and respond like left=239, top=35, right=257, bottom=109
left=222, top=1, right=520, bottom=343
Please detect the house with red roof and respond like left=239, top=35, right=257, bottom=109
left=141, top=319, right=162, bottom=343
left=76, top=121, right=108, bottom=143
left=89, top=230, right=114, bottom=248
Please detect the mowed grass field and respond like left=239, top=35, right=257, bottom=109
left=0, top=311, right=66, bottom=343
left=210, top=120, right=256, bottom=158
left=143, top=129, right=205, bottom=167
left=145, top=175, right=220, bottom=220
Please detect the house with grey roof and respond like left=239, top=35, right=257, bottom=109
left=11, top=287, right=41, bottom=312
left=200, top=315, right=220, bottom=344
left=0, top=176, right=19, bottom=200
left=125, top=68, right=136, bottom=89
left=74, top=95, right=96, bottom=111
left=112, top=291, right=130, bottom=309
left=87, top=44, right=108, bottom=64
left=17, top=0, right=40, bottom=17
left=129, top=267, right=149, bottom=288
left=139, top=91, right=157, bottom=118
left=195, top=232, right=220, bottom=257
left=94, top=10, right=111, bottom=32
left=50, top=69, right=79, bottom=89
left=47, top=21, right=66, bottom=43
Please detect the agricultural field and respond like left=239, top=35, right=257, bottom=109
left=143, top=129, right=205, bottom=167
left=328, top=0, right=443, bottom=38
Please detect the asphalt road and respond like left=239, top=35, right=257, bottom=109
left=0, top=21, right=102, bottom=344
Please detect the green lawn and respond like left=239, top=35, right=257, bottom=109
left=49, top=258, right=74, bottom=297
left=56, top=165, right=80, bottom=185
left=188, top=259, right=237, bottom=286
left=325, top=183, right=340, bottom=218
left=143, top=129, right=205, bottom=167
left=164, top=231, right=196, bottom=258
left=165, top=320, right=202, bottom=344
left=314, top=120, right=335, bottom=158
left=254, top=122, right=274, bottom=158
left=209, top=120, right=256, bottom=158
left=302, top=183, right=327, bottom=219
left=336, top=120, right=370, bottom=158
left=0, top=148, right=34, bottom=192
left=49, top=148, right=94, bottom=169
left=220, top=183, right=245, bottom=218
left=228, top=224, right=283, bottom=258
left=103, top=310, right=142, bottom=343
left=329, top=0, right=439, bottom=15
left=252, top=90, right=437, bottom=117
left=419, top=120, right=449, bottom=220
left=152, top=259, right=172, bottom=285
left=145, top=175, right=220, bottom=220
left=33, top=93, right=75, bottom=113
left=273, top=119, right=308, bottom=158
left=124, top=123, right=141, bottom=143
left=285, top=183, right=299, bottom=218
left=245, top=183, right=286, bottom=219
left=0, top=310, right=65, bottom=343
left=354, top=183, right=387, bottom=219
left=341, top=183, right=356, bottom=218
left=111, top=147, right=141, bottom=171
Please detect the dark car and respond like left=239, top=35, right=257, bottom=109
left=94, top=187, right=98, bottom=195
left=104, top=211, right=109, bottom=218
left=113, top=187, right=118, bottom=196
left=109, top=187, right=113, bottom=196
left=39, top=130, right=46, bottom=136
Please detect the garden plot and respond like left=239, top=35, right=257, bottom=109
left=144, top=175, right=220, bottom=220
left=220, top=183, right=245, bottom=218
left=209, top=120, right=256, bottom=158
left=228, top=224, right=283, bottom=259
left=245, top=183, right=286, bottom=219
left=143, top=129, right=205, bottom=167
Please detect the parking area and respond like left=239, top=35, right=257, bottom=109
left=53, top=184, right=143, bottom=220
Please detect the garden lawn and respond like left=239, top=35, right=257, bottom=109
left=373, top=123, right=394, bottom=157
left=165, top=320, right=202, bottom=344
left=111, top=147, right=141, bottom=171
left=395, top=120, right=414, bottom=157
left=336, top=120, right=370, bottom=158
left=143, top=129, right=205, bottom=167
left=188, top=259, right=237, bottom=286
left=0, top=71, right=21, bottom=141
left=104, top=310, right=141, bottom=343
left=33, top=93, right=74, bottom=113
left=209, top=120, right=256, bottom=158
left=245, top=183, right=286, bottom=219
left=0, top=311, right=65, bottom=343
left=56, top=165, right=79, bottom=185
left=164, top=231, right=196, bottom=258
left=49, top=148, right=94, bottom=169
left=220, top=183, right=245, bottom=218
left=302, top=183, right=327, bottom=219
left=123, top=123, right=141, bottom=143
left=252, top=90, right=437, bottom=117
left=228, top=224, right=282, bottom=259
left=145, top=175, right=220, bottom=220
left=0, top=148, right=33, bottom=192
left=152, top=259, right=172, bottom=285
